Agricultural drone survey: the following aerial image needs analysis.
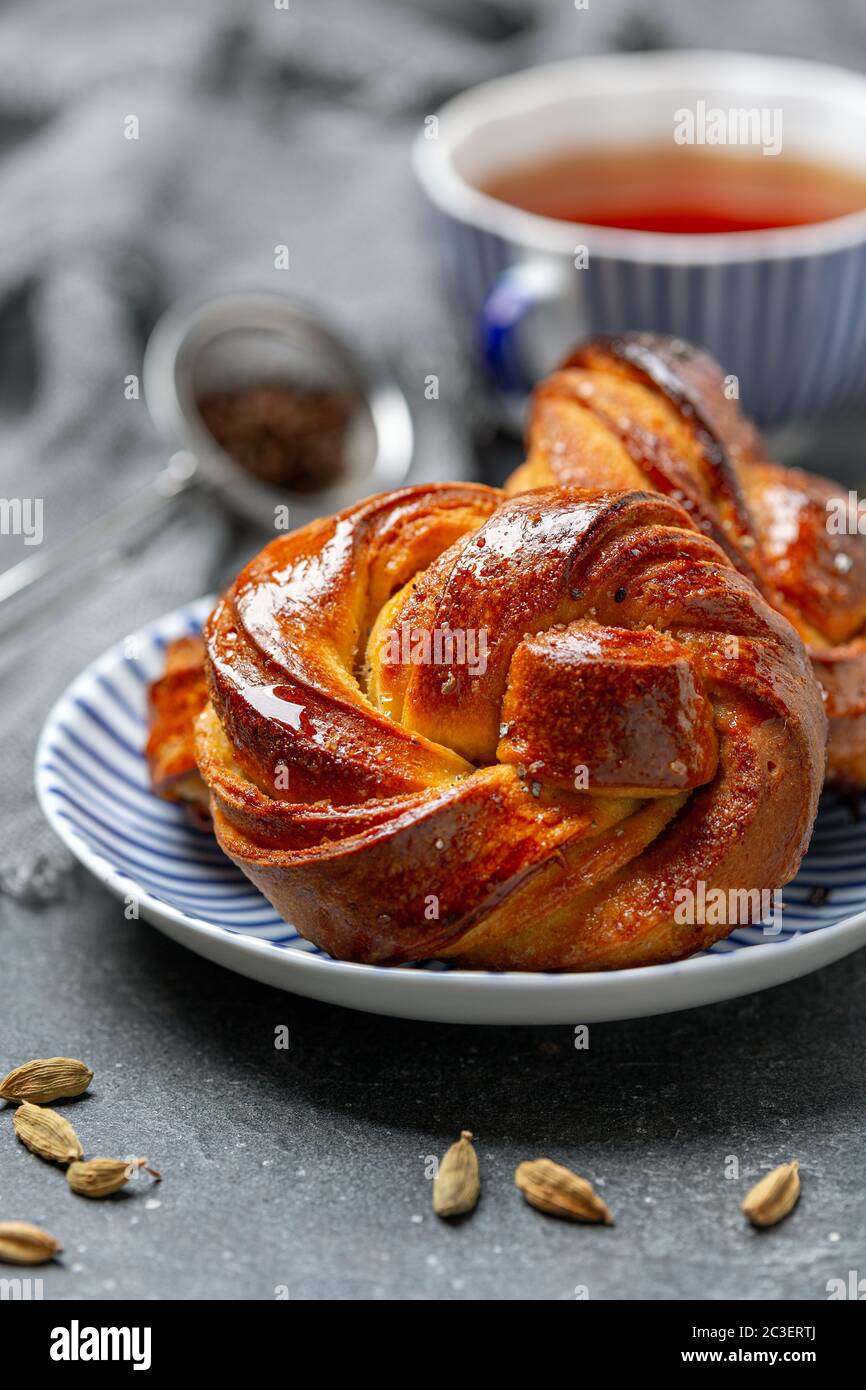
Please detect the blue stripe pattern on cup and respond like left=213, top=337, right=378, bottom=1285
left=450, top=218, right=866, bottom=425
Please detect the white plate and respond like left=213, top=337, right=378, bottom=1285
left=35, top=597, right=866, bottom=1024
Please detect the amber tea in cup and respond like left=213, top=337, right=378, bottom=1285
left=480, top=146, right=866, bottom=235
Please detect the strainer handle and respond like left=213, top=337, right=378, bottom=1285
left=0, top=452, right=198, bottom=610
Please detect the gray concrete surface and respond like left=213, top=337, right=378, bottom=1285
left=2, top=885, right=863, bottom=1300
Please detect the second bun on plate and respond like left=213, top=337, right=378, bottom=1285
left=508, top=332, right=866, bottom=790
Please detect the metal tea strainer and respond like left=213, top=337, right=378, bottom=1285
left=0, top=290, right=414, bottom=606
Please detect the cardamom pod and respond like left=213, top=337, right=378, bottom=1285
left=0, top=1057, right=93, bottom=1104
left=433, top=1130, right=479, bottom=1218
left=13, top=1101, right=83, bottom=1165
left=0, top=1220, right=63, bottom=1266
left=515, top=1157, right=614, bottom=1225
left=741, top=1161, right=800, bottom=1228
left=67, top=1156, right=161, bottom=1199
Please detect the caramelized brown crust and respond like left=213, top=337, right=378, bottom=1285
left=509, top=332, right=866, bottom=788
left=145, top=635, right=210, bottom=814
left=189, top=482, right=825, bottom=971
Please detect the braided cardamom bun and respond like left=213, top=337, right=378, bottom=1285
left=192, top=482, right=825, bottom=971
left=508, top=332, right=866, bottom=789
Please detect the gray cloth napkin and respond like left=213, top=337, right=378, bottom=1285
left=0, top=0, right=529, bottom=901
left=2, top=0, right=866, bottom=902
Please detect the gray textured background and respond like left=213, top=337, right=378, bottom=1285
left=2, top=0, right=866, bottom=1301
left=5, top=903, right=866, bottom=1300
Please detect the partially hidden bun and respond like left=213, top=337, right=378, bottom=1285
left=509, top=333, right=866, bottom=789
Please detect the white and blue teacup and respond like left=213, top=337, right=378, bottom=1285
left=414, top=50, right=866, bottom=428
